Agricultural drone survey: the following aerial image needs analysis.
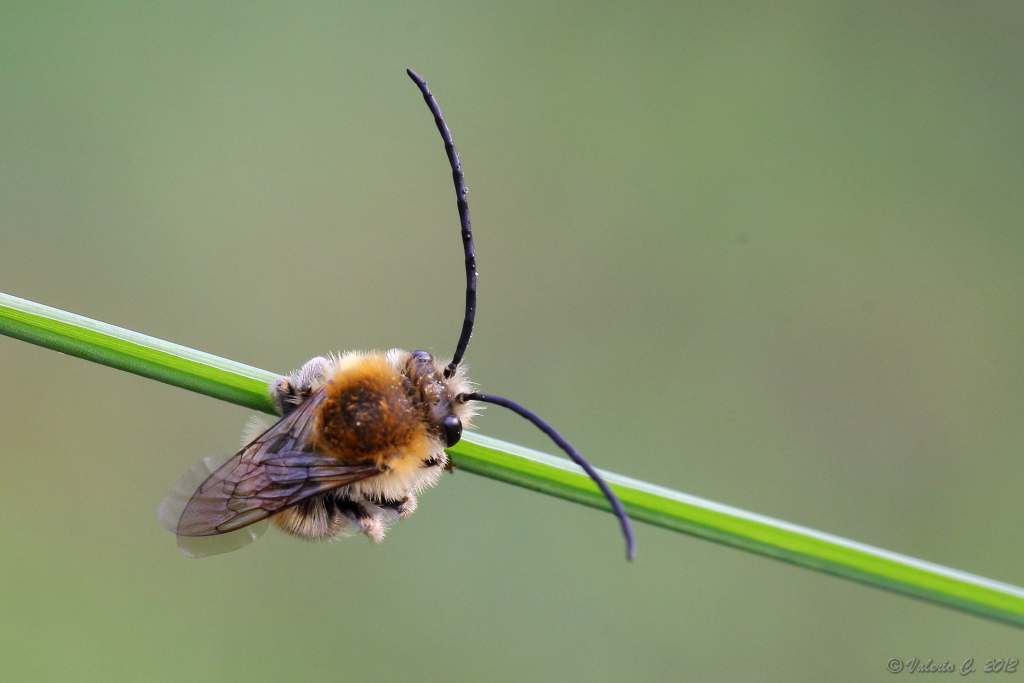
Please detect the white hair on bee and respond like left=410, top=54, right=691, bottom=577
left=241, top=415, right=275, bottom=446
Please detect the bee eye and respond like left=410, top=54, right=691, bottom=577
left=443, top=415, right=462, bottom=447
left=411, top=350, right=433, bottom=364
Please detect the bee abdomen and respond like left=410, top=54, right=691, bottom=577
left=273, top=494, right=349, bottom=540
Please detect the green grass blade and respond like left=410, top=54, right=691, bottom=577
left=451, top=434, right=1024, bottom=626
left=3, top=290, right=1024, bottom=627
left=0, top=293, right=277, bottom=412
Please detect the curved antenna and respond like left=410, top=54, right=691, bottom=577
left=460, top=392, right=637, bottom=561
left=407, top=69, right=477, bottom=379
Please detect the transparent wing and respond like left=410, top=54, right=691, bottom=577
left=158, top=387, right=380, bottom=556
left=158, top=453, right=271, bottom=557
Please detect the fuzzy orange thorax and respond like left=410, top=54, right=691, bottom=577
left=314, top=353, right=426, bottom=466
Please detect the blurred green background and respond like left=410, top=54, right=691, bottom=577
left=2, top=2, right=1023, bottom=680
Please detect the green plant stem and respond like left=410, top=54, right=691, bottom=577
left=2, top=291, right=1024, bottom=628
left=0, top=293, right=277, bottom=412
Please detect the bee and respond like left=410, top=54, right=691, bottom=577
left=158, top=70, right=636, bottom=560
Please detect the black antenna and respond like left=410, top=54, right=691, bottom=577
left=407, top=69, right=477, bottom=379
left=460, top=392, right=637, bottom=561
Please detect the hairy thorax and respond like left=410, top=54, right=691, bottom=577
left=314, top=353, right=427, bottom=465
left=308, top=350, right=472, bottom=505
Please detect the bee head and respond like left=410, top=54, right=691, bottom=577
left=403, top=349, right=473, bottom=448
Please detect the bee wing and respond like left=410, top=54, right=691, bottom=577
left=158, top=453, right=272, bottom=557
left=158, top=387, right=381, bottom=557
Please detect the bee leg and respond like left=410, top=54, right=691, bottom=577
left=422, top=454, right=448, bottom=469
left=422, top=453, right=454, bottom=474
left=271, top=356, right=333, bottom=416
left=377, top=495, right=418, bottom=518
left=294, top=355, right=333, bottom=390
left=357, top=512, right=385, bottom=544
left=336, top=498, right=386, bottom=543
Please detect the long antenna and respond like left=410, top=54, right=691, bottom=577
left=460, top=392, right=637, bottom=561
left=407, top=69, right=477, bottom=378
